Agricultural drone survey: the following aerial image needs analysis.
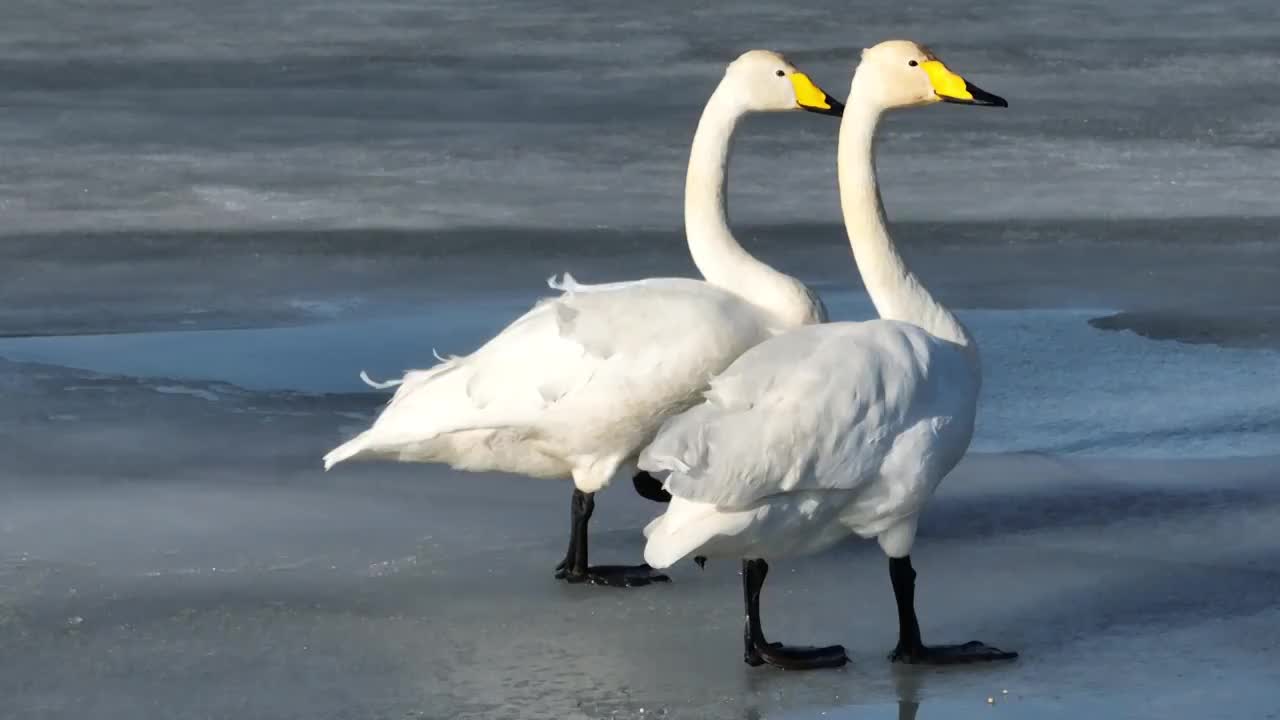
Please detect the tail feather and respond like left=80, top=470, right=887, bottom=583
left=359, top=370, right=403, bottom=390
left=642, top=496, right=750, bottom=569
left=323, top=432, right=369, bottom=470
left=326, top=361, right=476, bottom=471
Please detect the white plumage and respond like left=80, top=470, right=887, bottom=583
left=638, top=40, right=1016, bottom=668
left=325, top=277, right=780, bottom=492
left=641, top=320, right=978, bottom=565
left=323, top=50, right=843, bottom=585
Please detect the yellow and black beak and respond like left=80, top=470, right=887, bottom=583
left=920, top=60, right=1008, bottom=107
left=789, top=72, right=845, bottom=117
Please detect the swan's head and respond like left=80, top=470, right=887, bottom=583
left=723, top=50, right=844, bottom=117
left=854, top=40, right=1007, bottom=111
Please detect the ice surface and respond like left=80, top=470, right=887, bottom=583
left=2, top=252, right=1278, bottom=717
left=3, top=0, right=1280, bottom=235
left=2, top=362, right=1279, bottom=719
left=4, top=1, right=1280, bottom=717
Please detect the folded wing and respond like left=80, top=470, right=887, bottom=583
left=640, top=320, right=973, bottom=511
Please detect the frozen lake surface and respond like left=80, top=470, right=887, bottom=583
left=2, top=361, right=1279, bottom=718
left=3, top=234, right=1278, bottom=718
left=3, top=0, right=1280, bottom=717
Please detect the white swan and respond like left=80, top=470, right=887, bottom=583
left=323, top=50, right=843, bottom=587
left=640, top=41, right=1017, bottom=668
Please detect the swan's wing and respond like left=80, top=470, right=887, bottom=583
left=546, top=272, right=654, bottom=294
left=545, top=272, right=744, bottom=301
left=328, top=279, right=775, bottom=462
left=639, top=320, right=970, bottom=510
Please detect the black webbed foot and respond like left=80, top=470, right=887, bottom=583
left=561, top=563, right=671, bottom=588
left=887, top=556, right=1018, bottom=666
left=555, top=489, right=668, bottom=587
left=889, top=640, right=1017, bottom=665
left=748, top=639, right=849, bottom=670
left=740, top=558, right=847, bottom=670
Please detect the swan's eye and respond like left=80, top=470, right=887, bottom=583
left=908, top=60, right=918, bottom=67
left=775, top=69, right=785, bottom=77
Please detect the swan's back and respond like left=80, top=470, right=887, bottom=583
left=641, top=319, right=978, bottom=512
left=325, top=278, right=783, bottom=483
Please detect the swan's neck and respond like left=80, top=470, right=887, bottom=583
left=683, top=85, right=821, bottom=326
left=837, top=92, right=975, bottom=357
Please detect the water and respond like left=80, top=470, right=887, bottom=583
left=2, top=1, right=1280, bottom=718
left=1, top=294, right=1278, bottom=459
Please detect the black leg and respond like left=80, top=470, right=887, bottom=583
left=553, top=545, right=573, bottom=577
left=743, top=558, right=767, bottom=665
left=887, top=555, right=1018, bottom=665
left=552, top=489, right=583, bottom=579
left=632, top=471, right=672, bottom=503
left=740, top=558, right=848, bottom=670
left=555, top=489, right=670, bottom=588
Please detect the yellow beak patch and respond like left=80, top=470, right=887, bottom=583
left=920, top=60, right=973, bottom=102
left=789, top=72, right=833, bottom=110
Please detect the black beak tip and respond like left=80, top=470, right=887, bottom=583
left=802, top=96, right=844, bottom=117
left=967, top=82, right=1008, bottom=108
left=941, top=89, right=1008, bottom=108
